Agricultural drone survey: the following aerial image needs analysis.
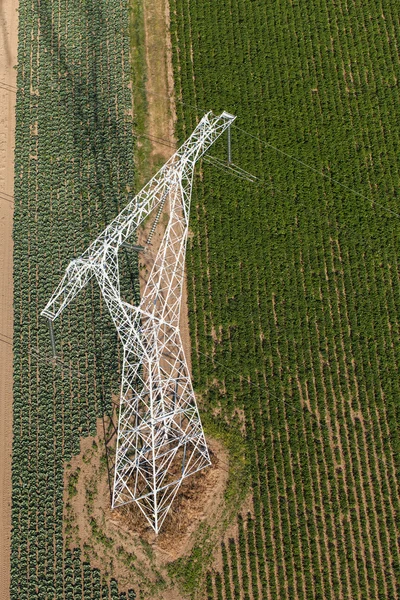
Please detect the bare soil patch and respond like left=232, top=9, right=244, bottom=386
left=130, top=0, right=193, bottom=371
left=63, top=418, right=229, bottom=598
left=0, top=0, right=18, bottom=598
left=142, top=0, right=176, bottom=163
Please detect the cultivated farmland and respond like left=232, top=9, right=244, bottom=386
left=12, top=0, right=137, bottom=597
left=169, top=0, right=400, bottom=598
left=11, top=0, right=400, bottom=598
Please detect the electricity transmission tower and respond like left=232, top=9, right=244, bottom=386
left=41, top=111, right=236, bottom=533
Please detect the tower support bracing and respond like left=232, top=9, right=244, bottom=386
left=41, top=111, right=236, bottom=533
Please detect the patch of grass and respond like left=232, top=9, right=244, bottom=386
left=68, top=467, right=81, bottom=498
left=90, top=517, right=115, bottom=550
left=203, top=415, right=249, bottom=509
left=167, top=523, right=214, bottom=598
left=86, top=476, right=98, bottom=513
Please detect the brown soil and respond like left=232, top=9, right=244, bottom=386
left=133, top=0, right=193, bottom=372
left=63, top=418, right=229, bottom=598
left=142, top=0, right=176, bottom=164
left=0, top=0, right=18, bottom=598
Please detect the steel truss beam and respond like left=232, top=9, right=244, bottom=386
left=41, top=111, right=236, bottom=533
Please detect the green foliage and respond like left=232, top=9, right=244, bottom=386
left=221, top=542, right=232, bottom=600
left=11, top=0, right=137, bottom=598
left=202, top=412, right=249, bottom=506
left=169, top=0, right=400, bottom=598
left=169, top=539, right=213, bottom=597
left=90, top=518, right=114, bottom=550
left=68, top=467, right=80, bottom=497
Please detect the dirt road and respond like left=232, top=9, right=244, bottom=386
left=0, top=0, right=18, bottom=597
left=137, top=0, right=196, bottom=373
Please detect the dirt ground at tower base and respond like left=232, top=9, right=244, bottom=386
left=63, top=417, right=230, bottom=598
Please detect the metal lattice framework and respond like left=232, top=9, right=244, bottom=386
left=41, top=111, right=236, bottom=533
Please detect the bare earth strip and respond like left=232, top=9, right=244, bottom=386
left=0, top=0, right=18, bottom=598
left=137, top=0, right=195, bottom=373
left=142, top=0, right=176, bottom=163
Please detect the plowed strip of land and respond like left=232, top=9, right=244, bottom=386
left=0, top=0, right=18, bottom=598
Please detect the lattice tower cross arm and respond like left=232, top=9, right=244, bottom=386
left=41, top=111, right=236, bottom=322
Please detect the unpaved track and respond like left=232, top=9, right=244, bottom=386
left=142, top=0, right=176, bottom=163
left=139, top=0, right=195, bottom=373
left=0, top=0, right=18, bottom=598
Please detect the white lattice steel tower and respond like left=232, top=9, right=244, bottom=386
left=41, top=111, right=236, bottom=533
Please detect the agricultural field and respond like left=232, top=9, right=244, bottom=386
left=168, top=0, right=400, bottom=598
left=11, top=0, right=400, bottom=598
left=11, top=0, right=138, bottom=597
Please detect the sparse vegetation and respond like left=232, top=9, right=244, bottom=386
left=68, top=467, right=80, bottom=497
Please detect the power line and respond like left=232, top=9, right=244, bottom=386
left=204, top=155, right=257, bottom=183
left=131, top=83, right=207, bottom=116
left=0, top=81, right=17, bottom=93
left=0, top=189, right=14, bottom=199
left=233, top=124, right=400, bottom=219
left=10, top=73, right=398, bottom=218
left=0, top=192, right=14, bottom=205
left=138, top=114, right=398, bottom=220
left=136, top=132, right=176, bottom=151
left=1, top=333, right=88, bottom=377
left=136, top=131, right=268, bottom=188
left=12, top=74, right=394, bottom=218
left=131, top=83, right=400, bottom=219
left=0, top=332, right=12, bottom=340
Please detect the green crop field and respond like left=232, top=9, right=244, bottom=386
left=11, top=0, right=138, bottom=597
left=168, top=0, right=400, bottom=598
